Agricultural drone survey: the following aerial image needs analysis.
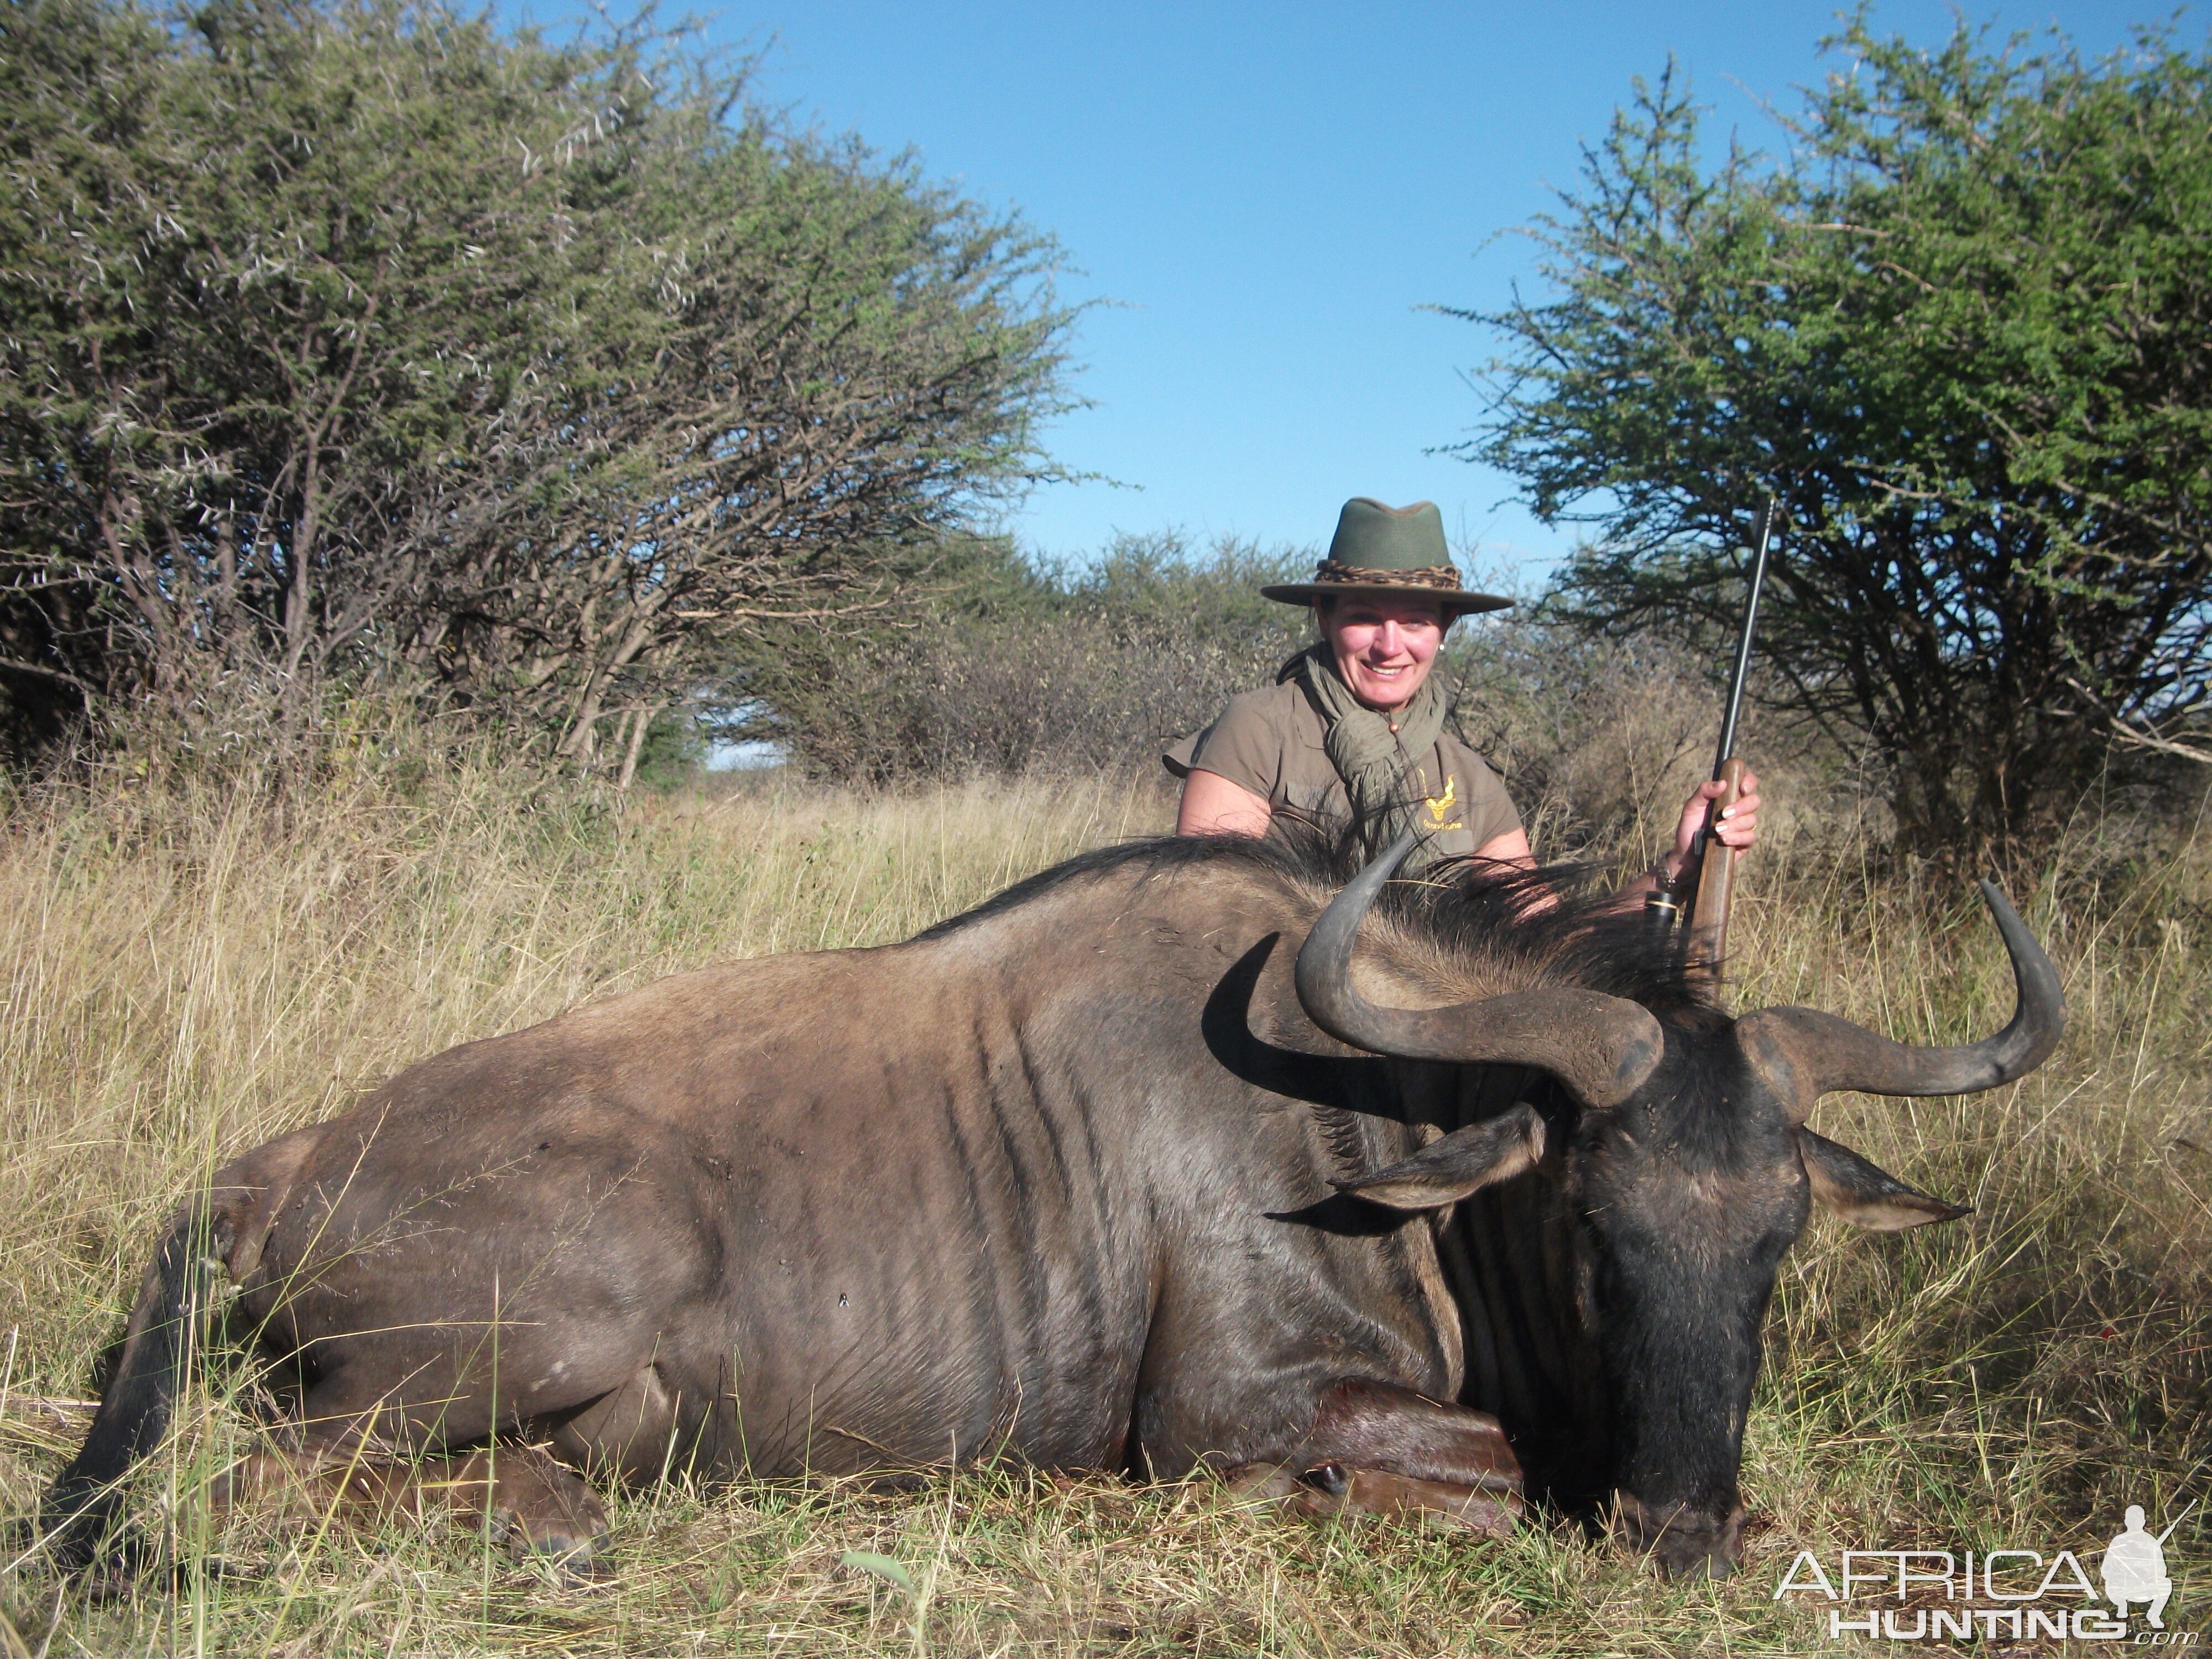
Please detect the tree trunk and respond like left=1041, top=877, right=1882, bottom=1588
left=617, top=701, right=665, bottom=791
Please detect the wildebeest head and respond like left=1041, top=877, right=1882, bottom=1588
left=1294, top=840, right=2063, bottom=1579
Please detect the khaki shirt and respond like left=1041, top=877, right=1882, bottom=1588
left=1164, top=677, right=1521, bottom=860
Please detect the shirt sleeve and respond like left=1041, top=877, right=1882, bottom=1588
left=1453, top=748, right=1522, bottom=853
left=1161, top=729, right=1202, bottom=779
left=1185, top=691, right=1287, bottom=804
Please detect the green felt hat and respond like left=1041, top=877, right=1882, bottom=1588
left=1261, top=498, right=1512, bottom=615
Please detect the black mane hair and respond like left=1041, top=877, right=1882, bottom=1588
left=914, top=818, right=1722, bottom=1024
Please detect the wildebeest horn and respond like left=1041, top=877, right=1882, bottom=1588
left=1734, top=881, right=2064, bottom=1120
left=1295, top=836, right=1666, bottom=1109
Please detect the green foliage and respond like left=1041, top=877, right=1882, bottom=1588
left=1457, top=14, right=2212, bottom=853
left=727, top=533, right=1312, bottom=783
left=627, top=705, right=707, bottom=792
left=0, top=0, right=1073, bottom=771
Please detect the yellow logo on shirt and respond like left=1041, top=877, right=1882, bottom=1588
left=1424, top=773, right=1461, bottom=830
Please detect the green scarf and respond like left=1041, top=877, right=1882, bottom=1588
left=1281, top=644, right=1452, bottom=868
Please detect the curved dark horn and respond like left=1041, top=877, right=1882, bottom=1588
left=1735, top=881, right=2064, bottom=1119
left=1294, top=836, right=1666, bottom=1109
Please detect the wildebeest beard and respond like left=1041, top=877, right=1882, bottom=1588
left=41, top=821, right=2059, bottom=1584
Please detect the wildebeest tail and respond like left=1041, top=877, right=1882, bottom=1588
left=39, top=1208, right=224, bottom=1570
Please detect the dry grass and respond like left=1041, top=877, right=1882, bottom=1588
left=0, top=729, right=2206, bottom=1655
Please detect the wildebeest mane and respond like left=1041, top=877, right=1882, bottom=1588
left=914, top=820, right=1720, bottom=1024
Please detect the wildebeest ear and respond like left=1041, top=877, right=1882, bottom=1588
left=1798, top=1128, right=1970, bottom=1232
left=1335, top=1104, right=1546, bottom=1211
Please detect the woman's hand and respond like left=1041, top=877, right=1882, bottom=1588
left=1665, top=769, right=1761, bottom=879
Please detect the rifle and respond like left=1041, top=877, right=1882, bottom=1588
left=1646, top=497, right=1778, bottom=983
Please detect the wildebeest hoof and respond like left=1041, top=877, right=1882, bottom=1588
left=1222, top=1458, right=1518, bottom=1537
left=1217, top=1461, right=1302, bottom=1515
left=1287, top=1465, right=1520, bottom=1537
left=518, top=1532, right=615, bottom=1587
left=71, top=1541, right=226, bottom=1605
left=457, top=1446, right=612, bottom=1581
left=50, top=1524, right=156, bottom=1597
left=1297, top=1460, right=1350, bottom=1497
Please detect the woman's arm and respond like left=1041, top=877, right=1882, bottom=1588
left=1472, top=827, right=1536, bottom=869
left=1176, top=768, right=1274, bottom=837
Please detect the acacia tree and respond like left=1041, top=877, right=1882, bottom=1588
left=1455, top=17, right=2212, bottom=853
left=0, top=0, right=1072, bottom=774
left=406, top=127, right=1071, bottom=774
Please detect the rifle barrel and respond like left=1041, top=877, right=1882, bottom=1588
left=1713, top=498, right=1778, bottom=779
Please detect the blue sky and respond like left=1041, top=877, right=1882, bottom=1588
left=524, top=1, right=2172, bottom=581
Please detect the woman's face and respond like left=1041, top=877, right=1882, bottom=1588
left=1319, top=594, right=1448, bottom=711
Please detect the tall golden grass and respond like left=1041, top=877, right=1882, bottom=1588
left=0, top=727, right=2204, bottom=1655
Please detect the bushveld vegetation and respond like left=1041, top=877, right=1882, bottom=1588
left=1459, top=17, right=2212, bottom=855
left=726, top=534, right=1312, bottom=784
left=0, top=0, right=1072, bottom=773
left=0, top=697, right=2202, bottom=1655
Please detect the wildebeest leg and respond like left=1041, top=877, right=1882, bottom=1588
left=208, top=1441, right=611, bottom=1576
left=1225, top=1379, right=1522, bottom=1537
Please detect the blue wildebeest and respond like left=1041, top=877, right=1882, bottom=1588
left=43, top=832, right=2061, bottom=1579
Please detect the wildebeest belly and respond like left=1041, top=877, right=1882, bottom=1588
left=227, top=952, right=1164, bottom=1477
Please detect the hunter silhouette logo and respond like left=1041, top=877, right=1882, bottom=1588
left=2104, top=1503, right=2185, bottom=1629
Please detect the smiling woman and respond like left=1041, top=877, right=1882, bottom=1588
left=1166, top=498, right=1760, bottom=887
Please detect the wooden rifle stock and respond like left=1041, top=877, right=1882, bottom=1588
left=1684, top=755, right=1746, bottom=979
